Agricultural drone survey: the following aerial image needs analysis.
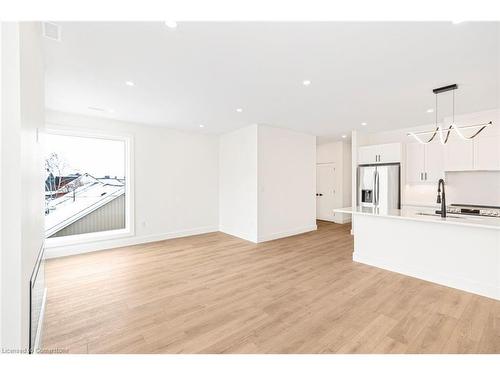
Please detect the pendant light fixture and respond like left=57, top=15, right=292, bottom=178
left=407, top=84, right=492, bottom=144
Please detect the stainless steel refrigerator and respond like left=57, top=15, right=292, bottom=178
left=357, top=163, right=400, bottom=211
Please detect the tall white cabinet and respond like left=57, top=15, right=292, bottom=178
left=443, top=141, right=474, bottom=171
left=406, top=142, right=444, bottom=183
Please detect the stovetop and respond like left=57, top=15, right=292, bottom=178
left=446, top=204, right=500, bottom=218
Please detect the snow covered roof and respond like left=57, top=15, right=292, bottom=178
left=97, top=177, right=125, bottom=186
left=45, top=174, right=125, bottom=237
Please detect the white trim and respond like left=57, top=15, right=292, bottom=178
left=43, top=125, right=135, bottom=250
left=257, top=224, right=317, bottom=243
left=318, top=216, right=352, bottom=224
left=32, top=288, right=47, bottom=353
left=353, top=253, right=500, bottom=301
left=336, top=216, right=352, bottom=224
left=45, top=225, right=218, bottom=259
left=219, top=227, right=258, bottom=243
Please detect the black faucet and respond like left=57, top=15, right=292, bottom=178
left=436, top=178, right=446, bottom=218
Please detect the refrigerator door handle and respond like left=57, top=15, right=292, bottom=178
left=376, top=170, right=380, bottom=206
left=373, top=169, right=378, bottom=206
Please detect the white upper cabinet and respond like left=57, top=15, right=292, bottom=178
left=406, top=143, right=425, bottom=184
left=473, top=135, right=500, bottom=170
left=358, top=145, right=378, bottom=164
left=358, top=143, right=401, bottom=165
left=405, top=142, right=444, bottom=184
left=424, top=142, right=445, bottom=182
left=444, top=140, right=474, bottom=171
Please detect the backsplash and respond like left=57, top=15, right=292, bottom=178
left=445, top=171, right=500, bottom=206
left=404, top=171, right=500, bottom=207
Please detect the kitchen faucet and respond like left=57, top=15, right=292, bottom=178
left=436, top=178, right=446, bottom=218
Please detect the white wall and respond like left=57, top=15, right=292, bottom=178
left=257, top=125, right=316, bottom=242
left=1, top=22, right=45, bottom=350
left=445, top=171, right=500, bottom=206
left=316, top=140, right=352, bottom=223
left=219, top=125, right=258, bottom=242
left=342, top=141, right=352, bottom=208
left=219, top=124, right=316, bottom=243
left=45, top=110, right=220, bottom=257
left=0, top=20, right=3, bottom=345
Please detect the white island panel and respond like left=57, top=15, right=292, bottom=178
left=335, top=207, right=500, bottom=300
left=353, top=214, right=500, bottom=300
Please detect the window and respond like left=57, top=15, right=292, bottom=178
left=44, top=129, right=133, bottom=245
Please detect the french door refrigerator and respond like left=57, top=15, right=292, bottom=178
left=357, top=163, right=400, bottom=211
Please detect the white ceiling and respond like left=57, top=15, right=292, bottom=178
left=44, top=22, right=499, bottom=140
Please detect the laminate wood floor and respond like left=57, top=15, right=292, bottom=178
left=42, top=221, right=500, bottom=354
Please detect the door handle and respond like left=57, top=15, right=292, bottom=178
left=424, top=172, right=427, bottom=180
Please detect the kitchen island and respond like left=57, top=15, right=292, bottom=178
left=334, top=206, right=500, bottom=300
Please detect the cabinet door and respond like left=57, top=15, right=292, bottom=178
left=406, top=143, right=425, bottom=184
left=444, top=141, right=474, bottom=171
left=474, top=136, right=500, bottom=170
left=359, top=143, right=401, bottom=164
left=378, top=143, right=402, bottom=163
left=358, top=145, right=378, bottom=164
left=424, top=143, right=445, bottom=182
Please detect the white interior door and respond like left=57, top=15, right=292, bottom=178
left=316, top=163, right=337, bottom=221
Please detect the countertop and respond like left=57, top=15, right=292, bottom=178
left=334, top=206, right=500, bottom=230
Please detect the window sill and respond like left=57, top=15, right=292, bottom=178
left=45, top=227, right=135, bottom=250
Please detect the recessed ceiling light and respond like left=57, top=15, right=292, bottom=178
left=302, top=80, right=311, bottom=86
left=341, top=135, right=347, bottom=139
left=108, top=109, right=115, bottom=114
left=125, top=81, right=135, bottom=87
left=199, top=124, right=205, bottom=128
left=236, top=108, right=243, bottom=113
left=361, top=122, right=367, bottom=126
left=165, top=21, right=178, bottom=29
left=426, top=108, right=434, bottom=113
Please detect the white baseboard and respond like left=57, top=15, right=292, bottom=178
left=33, top=287, right=47, bottom=353
left=45, top=226, right=219, bottom=259
left=353, top=253, right=500, bottom=301
left=336, top=217, right=352, bottom=224
left=218, top=227, right=258, bottom=243
left=317, top=214, right=352, bottom=225
left=257, top=224, right=317, bottom=243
